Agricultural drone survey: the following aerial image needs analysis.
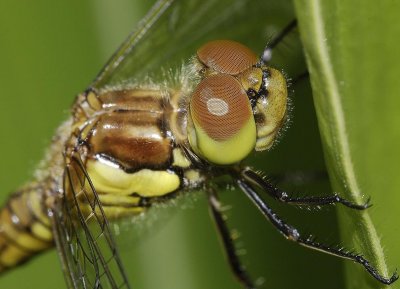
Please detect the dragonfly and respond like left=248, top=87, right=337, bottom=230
left=0, top=0, right=398, bottom=289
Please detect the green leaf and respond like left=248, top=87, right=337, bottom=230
left=294, top=0, right=400, bottom=288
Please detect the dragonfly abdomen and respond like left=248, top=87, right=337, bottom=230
left=0, top=184, right=54, bottom=273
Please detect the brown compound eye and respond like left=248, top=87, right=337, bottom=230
left=191, top=74, right=250, bottom=141
left=197, top=40, right=258, bottom=75
left=189, top=74, right=256, bottom=164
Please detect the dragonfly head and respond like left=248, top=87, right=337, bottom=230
left=187, top=40, right=288, bottom=165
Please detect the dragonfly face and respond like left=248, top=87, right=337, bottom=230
left=189, top=40, right=288, bottom=164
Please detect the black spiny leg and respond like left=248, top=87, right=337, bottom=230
left=242, top=168, right=371, bottom=210
left=263, top=19, right=309, bottom=88
left=236, top=178, right=398, bottom=285
left=263, top=19, right=298, bottom=63
left=207, top=188, right=255, bottom=289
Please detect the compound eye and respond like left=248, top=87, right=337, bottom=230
left=191, top=75, right=249, bottom=141
left=189, top=74, right=256, bottom=164
left=197, top=40, right=258, bottom=75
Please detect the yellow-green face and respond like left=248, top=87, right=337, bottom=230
left=188, top=40, right=288, bottom=165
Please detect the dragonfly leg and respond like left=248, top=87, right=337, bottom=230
left=236, top=178, right=399, bottom=285
left=207, top=188, right=255, bottom=289
left=263, top=19, right=298, bottom=63
left=241, top=168, right=370, bottom=210
left=262, top=19, right=309, bottom=87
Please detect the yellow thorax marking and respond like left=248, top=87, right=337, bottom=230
left=86, top=159, right=180, bottom=197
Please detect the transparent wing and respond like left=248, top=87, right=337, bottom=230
left=52, top=151, right=131, bottom=289
left=91, top=0, right=295, bottom=90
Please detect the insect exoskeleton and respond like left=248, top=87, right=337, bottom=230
left=62, top=40, right=288, bottom=220
left=187, top=39, right=288, bottom=165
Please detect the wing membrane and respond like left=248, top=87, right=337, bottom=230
left=52, top=151, right=131, bottom=289
left=91, top=0, right=287, bottom=89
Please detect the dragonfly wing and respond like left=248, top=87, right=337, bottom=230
left=91, top=0, right=282, bottom=91
left=52, top=151, right=131, bottom=289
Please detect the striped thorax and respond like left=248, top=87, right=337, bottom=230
left=67, top=86, right=201, bottom=218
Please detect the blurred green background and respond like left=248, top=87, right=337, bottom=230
left=0, top=1, right=398, bottom=289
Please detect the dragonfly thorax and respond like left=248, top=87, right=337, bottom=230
left=67, top=87, right=200, bottom=218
